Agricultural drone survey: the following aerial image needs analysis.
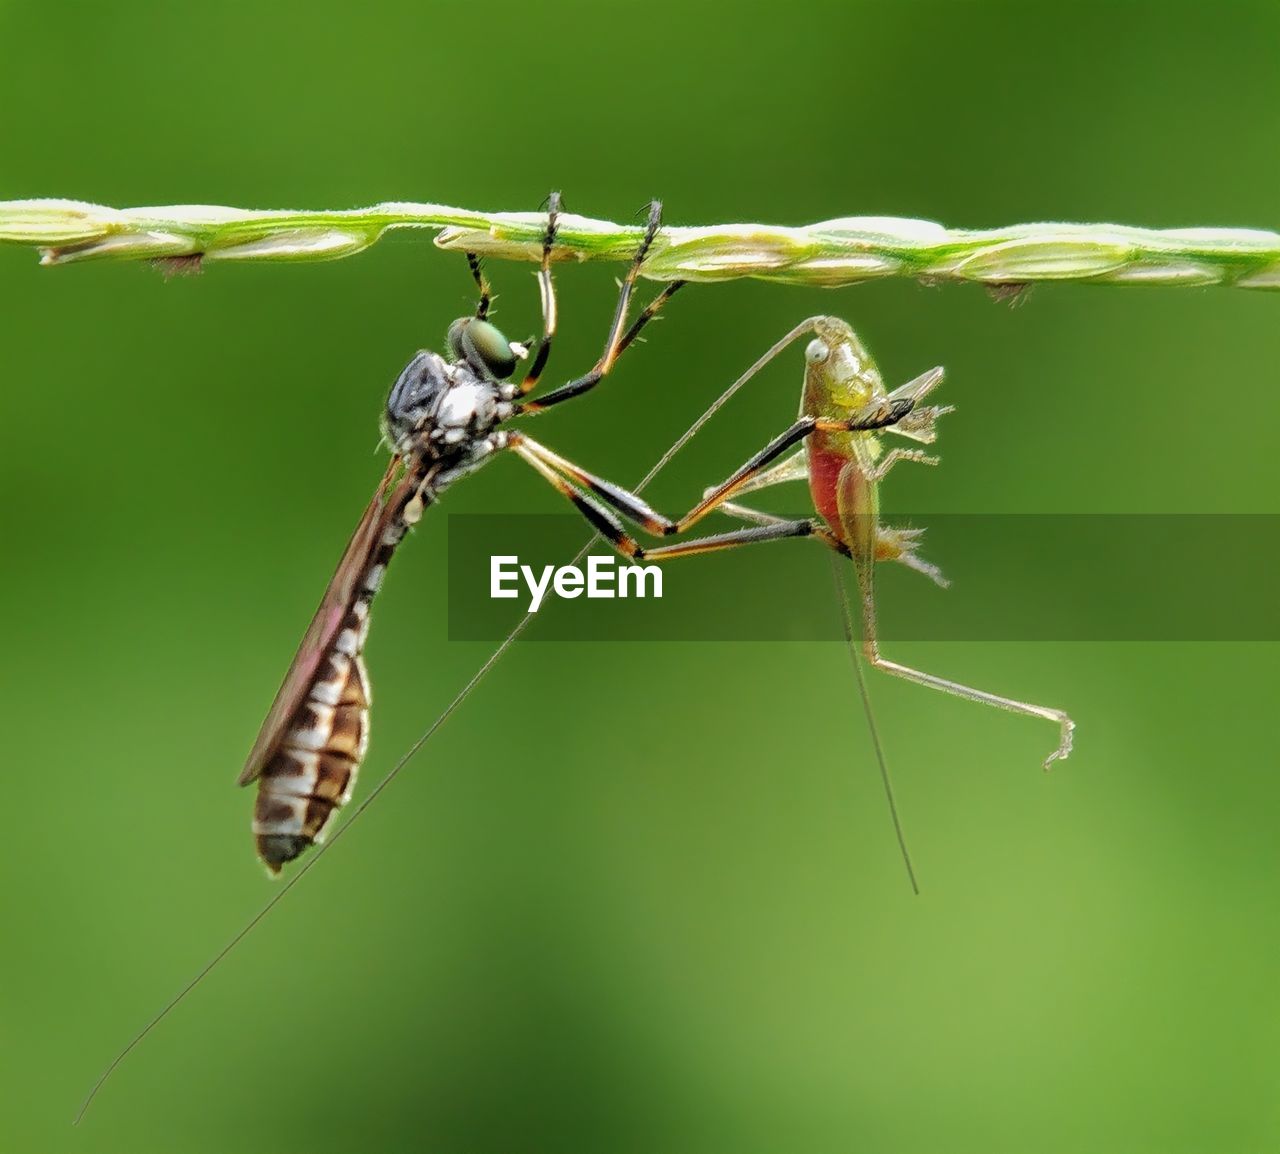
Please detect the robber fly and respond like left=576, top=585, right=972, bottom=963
left=238, top=193, right=685, bottom=873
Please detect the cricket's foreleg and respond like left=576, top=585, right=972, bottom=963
left=864, top=448, right=940, bottom=484
left=519, top=200, right=686, bottom=413
left=869, top=366, right=952, bottom=446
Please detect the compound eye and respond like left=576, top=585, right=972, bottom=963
left=449, top=317, right=518, bottom=379
left=385, top=351, right=450, bottom=435
left=805, top=339, right=830, bottom=366
left=388, top=352, right=447, bottom=409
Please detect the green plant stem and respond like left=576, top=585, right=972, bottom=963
left=3, top=198, right=1280, bottom=290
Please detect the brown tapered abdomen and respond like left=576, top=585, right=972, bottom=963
left=240, top=458, right=426, bottom=874
left=252, top=597, right=374, bottom=872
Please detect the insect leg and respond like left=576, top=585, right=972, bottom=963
left=715, top=499, right=939, bottom=588
left=513, top=386, right=915, bottom=539
left=510, top=435, right=822, bottom=558
left=863, top=447, right=940, bottom=483
left=517, top=190, right=562, bottom=395
left=511, top=424, right=815, bottom=535
left=709, top=500, right=793, bottom=526
left=519, top=200, right=687, bottom=412
left=516, top=432, right=924, bottom=896
left=663, top=383, right=960, bottom=528
left=881, top=367, right=952, bottom=445
left=466, top=252, right=492, bottom=320
left=846, top=526, right=1074, bottom=770
left=720, top=448, right=810, bottom=498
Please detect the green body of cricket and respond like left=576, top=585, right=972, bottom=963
left=800, top=317, right=950, bottom=591
left=794, top=318, right=1073, bottom=769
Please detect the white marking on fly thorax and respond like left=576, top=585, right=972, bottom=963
left=436, top=381, right=497, bottom=434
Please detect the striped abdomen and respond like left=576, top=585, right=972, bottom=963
left=251, top=514, right=410, bottom=873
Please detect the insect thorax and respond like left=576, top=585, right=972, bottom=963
left=382, top=350, right=516, bottom=463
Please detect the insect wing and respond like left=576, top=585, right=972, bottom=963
left=237, top=456, right=405, bottom=787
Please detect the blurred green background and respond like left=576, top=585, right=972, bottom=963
left=3, top=1, right=1279, bottom=1151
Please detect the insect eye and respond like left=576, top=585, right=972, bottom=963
left=805, top=339, right=830, bottom=365
left=386, top=351, right=449, bottom=425
left=448, top=318, right=518, bottom=380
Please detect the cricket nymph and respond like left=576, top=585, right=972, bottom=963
left=241, top=318, right=527, bottom=873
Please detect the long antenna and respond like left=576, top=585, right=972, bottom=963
left=74, top=621, right=527, bottom=1124
left=76, top=319, right=782, bottom=1123
left=830, top=556, right=919, bottom=895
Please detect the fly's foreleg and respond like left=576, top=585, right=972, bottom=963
left=465, top=252, right=493, bottom=321
left=518, top=200, right=686, bottom=413
left=511, top=391, right=919, bottom=543
left=510, top=434, right=826, bottom=559
left=515, top=191, right=562, bottom=396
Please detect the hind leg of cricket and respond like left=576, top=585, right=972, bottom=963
left=546, top=427, right=1071, bottom=768
left=715, top=484, right=1073, bottom=768
left=517, top=199, right=687, bottom=413
left=854, top=571, right=1074, bottom=769
left=834, top=458, right=1073, bottom=769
